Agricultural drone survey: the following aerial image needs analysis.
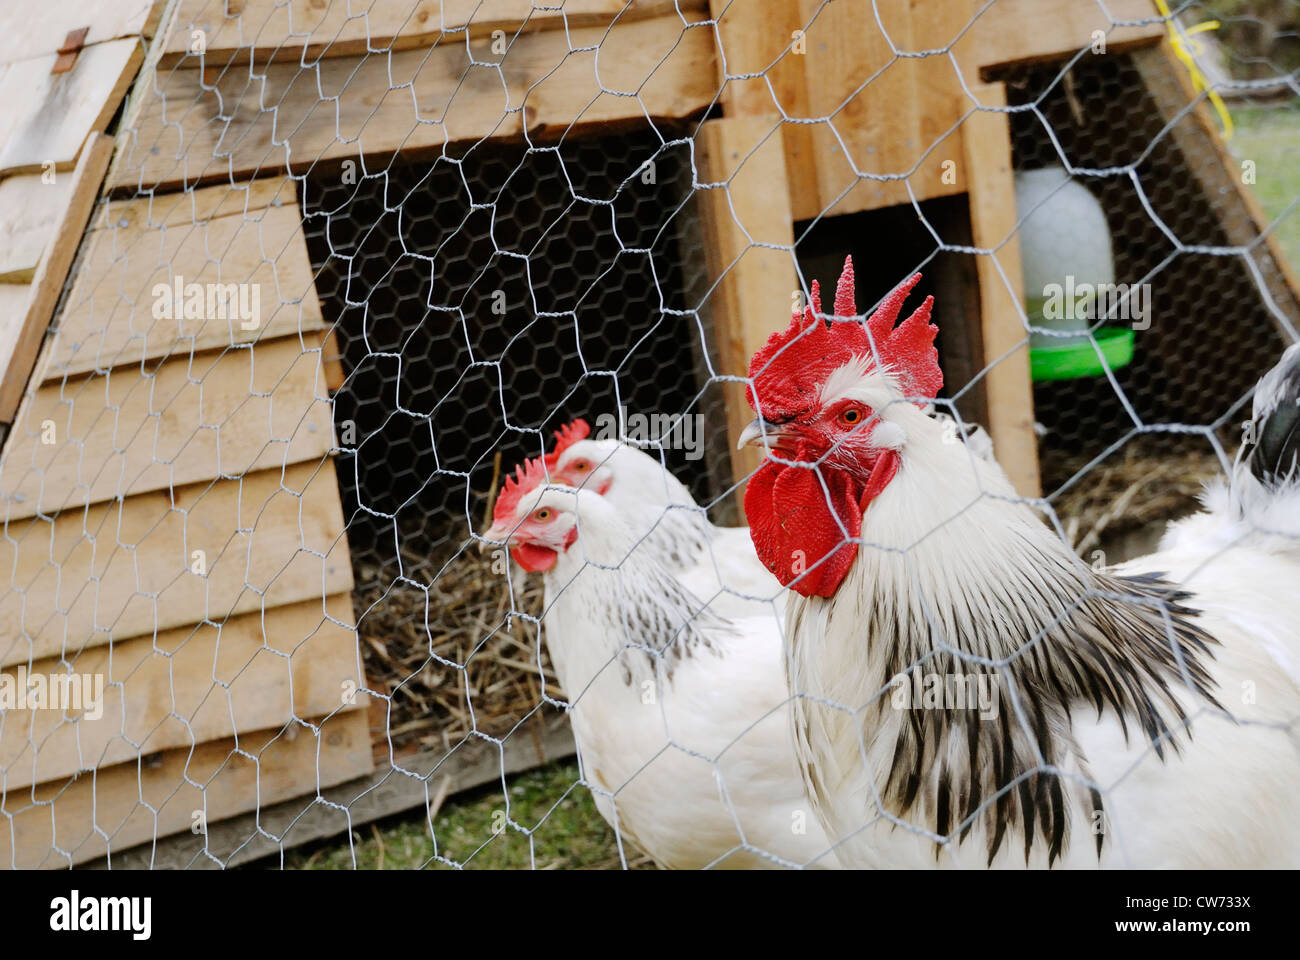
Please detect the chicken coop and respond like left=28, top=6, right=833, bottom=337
left=0, top=0, right=1296, bottom=869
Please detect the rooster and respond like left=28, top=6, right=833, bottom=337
left=739, top=255, right=1300, bottom=868
left=542, top=419, right=782, bottom=619
left=483, top=457, right=839, bottom=869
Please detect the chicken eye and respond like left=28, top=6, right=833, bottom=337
left=571, top=460, right=590, bottom=472
left=841, top=407, right=863, bottom=425
left=533, top=508, right=552, bottom=521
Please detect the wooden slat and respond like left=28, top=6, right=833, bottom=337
left=707, top=0, right=819, bottom=219
left=963, top=0, right=1165, bottom=82
left=960, top=82, right=1040, bottom=498
left=0, top=39, right=143, bottom=176
left=160, top=0, right=696, bottom=68
left=0, top=594, right=362, bottom=792
left=111, top=7, right=717, bottom=193
left=42, top=178, right=324, bottom=381
left=696, top=116, right=798, bottom=500
left=0, top=707, right=372, bottom=869
left=98, top=715, right=577, bottom=869
left=1131, top=42, right=1300, bottom=334
left=0, top=458, right=354, bottom=669
left=1, top=334, right=336, bottom=520
left=0, top=174, right=76, bottom=283
left=0, top=0, right=161, bottom=66
left=0, top=134, right=114, bottom=424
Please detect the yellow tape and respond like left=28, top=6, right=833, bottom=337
left=1153, top=0, right=1234, bottom=139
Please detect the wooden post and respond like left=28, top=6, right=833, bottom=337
left=960, top=82, right=1042, bottom=497
left=695, top=116, right=799, bottom=505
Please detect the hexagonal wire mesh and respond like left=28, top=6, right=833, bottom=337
left=0, top=0, right=1296, bottom=870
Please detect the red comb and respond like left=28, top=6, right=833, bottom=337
left=747, top=256, right=940, bottom=420
left=493, top=455, right=550, bottom=526
left=543, top=418, right=590, bottom=469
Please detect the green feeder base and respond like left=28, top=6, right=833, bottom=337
left=1029, top=327, right=1135, bottom=383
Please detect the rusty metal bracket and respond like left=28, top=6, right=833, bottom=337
left=51, top=26, right=89, bottom=75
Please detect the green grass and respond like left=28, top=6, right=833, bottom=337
left=1229, top=105, right=1300, bottom=268
left=281, top=761, right=647, bottom=870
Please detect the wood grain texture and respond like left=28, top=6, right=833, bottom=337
left=0, top=39, right=143, bottom=176
left=0, top=174, right=76, bottom=283
left=42, top=178, right=324, bottom=381
left=160, top=0, right=698, bottom=67
left=0, top=134, right=114, bottom=424
left=960, top=82, right=1040, bottom=498
left=0, top=594, right=363, bottom=792
left=96, top=716, right=577, bottom=868
left=696, top=116, right=798, bottom=501
left=111, top=7, right=717, bottom=192
left=2, top=334, right=336, bottom=520
left=0, top=0, right=161, bottom=66
left=0, top=458, right=354, bottom=669
left=0, top=707, right=372, bottom=869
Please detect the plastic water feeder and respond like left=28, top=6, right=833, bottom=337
left=1015, top=165, right=1135, bottom=382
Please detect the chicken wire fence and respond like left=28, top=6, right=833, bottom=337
left=0, top=0, right=1296, bottom=869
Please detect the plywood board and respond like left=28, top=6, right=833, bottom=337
left=0, top=39, right=143, bottom=176
left=0, top=0, right=162, bottom=66
left=0, top=458, right=354, bottom=669
left=0, top=134, right=114, bottom=424
left=0, top=594, right=363, bottom=792
left=111, top=8, right=717, bottom=192
left=160, top=0, right=695, bottom=68
left=2, top=334, right=336, bottom=520
left=0, top=707, right=372, bottom=869
left=696, top=117, right=798, bottom=498
left=43, top=178, right=324, bottom=380
left=960, top=82, right=1040, bottom=498
left=0, top=174, right=77, bottom=283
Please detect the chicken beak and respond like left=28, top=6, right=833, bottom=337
left=738, top=417, right=793, bottom=451
left=479, top=522, right=510, bottom=554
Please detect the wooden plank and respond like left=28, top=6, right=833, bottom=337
left=0, top=458, right=354, bottom=669
left=1131, top=42, right=1300, bottom=333
left=160, top=0, right=698, bottom=68
left=708, top=0, right=820, bottom=220
left=0, top=285, right=34, bottom=411
left=0, top=707, right=372, bottom=869
left=0, top=174, right=77, bottom=283
left=696, top=116, right=798, bottom=499
left=0, top=0, right=162, bottom=66
left=110, top=7, right=717, bottom=193
left=0, top=39, right=143, bottom=176
left=0, top=134, right=114, bottom=425
left=92, top=716, right=577, bottom=869
left=42, top=179, right=324, bottom=381
left=0, top=594, right=363, bottom=792
left=963, top=0, right=1165, bottom=82
left=960, top=82, right=1040, bottom=498
left=1, top=334, right=336, bottom=520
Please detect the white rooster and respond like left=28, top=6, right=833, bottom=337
left=483, top=456, right=839, bottom=869
left=738, top=255, right=1300, bottom=868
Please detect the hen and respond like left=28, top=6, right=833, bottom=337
left=739, top=255, right=1300, bottom=868
left=483, top=457, right=838, bottom=869
left=544, top=419, right=783, bottom=619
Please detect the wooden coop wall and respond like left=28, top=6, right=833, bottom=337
left=0, top=0, right=1296, bottom=867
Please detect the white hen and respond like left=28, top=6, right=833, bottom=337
left=484, top=457, right=838, bottom=869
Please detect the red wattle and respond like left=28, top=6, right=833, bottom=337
left=744, top=449, right=901, bottom=598
left=511, top=543, right=558, bottom=572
